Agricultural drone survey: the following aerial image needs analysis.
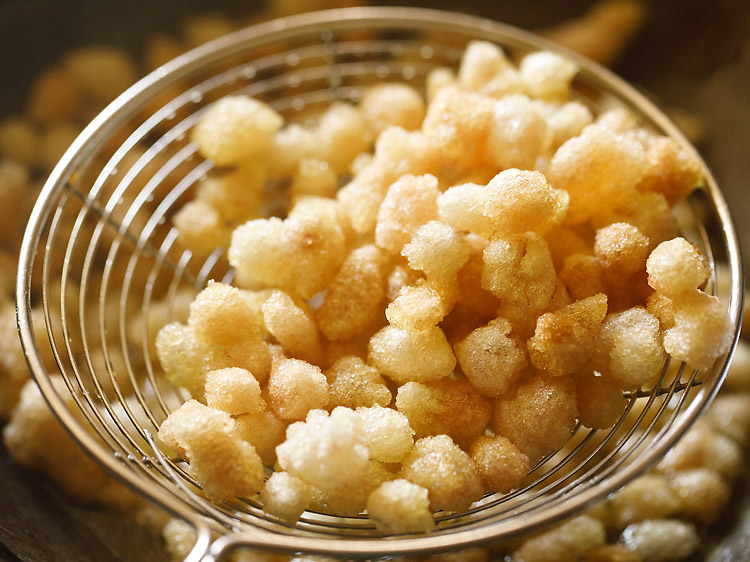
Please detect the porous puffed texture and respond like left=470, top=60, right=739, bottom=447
left=399, top=434, right=484, bottom=513
left=395, top=378, right=492, bottom=450
left=233, top=409, right=287, bottom=467
left=366, top=479, right=435, bottom=534
left=547, top=123, right=647, bottom=225
left=438, top=169, right=568, bottom=239
left=646, top=238, right=709, bottom=297
left=361, top=83, right=426, bottom=137
left=315, top=244, right=387, bottom=341
left=469, top=435, right=529, bottom=494
left=454, top=317, right=528, bottom=398
left=591, top=306, right=665, bottom=389
left=276, top=408, right=369, bottom=493
left=260, top=471, right=313, bottom=524
left=158, top=399, right=264, bottom=502
left=204, top=367, right=265, bottom=416
left=386, top=283, right=447, bottom=330
left=262, top=290, right=322, bottom=365
left=229, top=198, right=348, bottom=300
left=493, top=373, right=579, bottom=464
left=527, top=293, right=608, bottom=377
left=192, top=95, right=283, bottom=166
left=646, top=238, right=733, bottom=370
left=325, top=355, right=392, bottom=410
left=375, top=173, right=440, bottom=254
left=355, top=405, right=414, bottom=463
left=574, top=372, right=627, bottom=429
left=267, top=357, right=329, bottom=421
left=368, top=325, right=456, bottom=384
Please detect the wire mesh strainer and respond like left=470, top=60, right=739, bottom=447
left=16, top=6, right=744, bottom=561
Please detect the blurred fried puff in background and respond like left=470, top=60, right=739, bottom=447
left=0, top=1, right=749, bottom=561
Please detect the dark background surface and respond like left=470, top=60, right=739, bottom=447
left=0, top=1, right=749, bottom=560
left=1, top=0, right=748, bottom=258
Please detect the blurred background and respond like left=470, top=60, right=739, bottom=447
left=0, top=1, right=748, bottom=561
left=1, top=0, right=748, bottom=254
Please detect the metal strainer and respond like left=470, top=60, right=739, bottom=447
left=16, top=7, right=744, bottom=561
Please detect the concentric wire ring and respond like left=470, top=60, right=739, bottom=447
left=16, top=7, right=744, bottom=560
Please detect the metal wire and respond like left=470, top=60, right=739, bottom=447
left=16, top=7, right=744, bottom=560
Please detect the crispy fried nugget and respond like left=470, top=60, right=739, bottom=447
left=290, top=158, right=338, bottom=202
left=574, top=371, right=628, bottom=429
left=559, top=253, right=607, bottom=302
left=399, top=434, right=484, bottom=512
left=658, top=291, right=733, bottom=370
left=610, top=474, right=680, bottom=528
left=229, top=197, right=348, bottom=299
left=375, top=174, right=440, bottom=254
left=646, top=238, right=710, bottom=297
left=454, top=317, right=527, bottom=398
left=337, top=127, right=436, bottom=235
left=267, top=357, right=328, bottom=421
left=261, top=472, right=313, bottom=524
left=657, top=420, right=742, bottom=480
left=482, top=231, right=558, bottom=315
left=367, top=479, right=435, bottom=534
left=622, top=519, right=700, bottom=562
left=592, top=191, right=678, bottom=251
left=458, top=41, right=514, bottom=93
left=527, top=294, right=608, bottom=376
left=591, top=306, right=665, bottom=388
left=594, top=222, right=650, bottom=282
left=395, top=378, right=492, bottom=450
left=156, top=322, right=210, bottom=398
left=669, top=468, right=729, bottom=525
left=316, top=244, right=387, bottom=341
left=361, top=83, right=425, bottom=137
left=386, top=283, right=447, bottom=330
left=439, top=169, right=568, bottom=238
left=158, top=400, right=264, bottom=502
left=173, top=199, right=228, bottom=256
left=196, top=164, right=266, bottom=223
left=422, top=87, right=494, bottom=169
left=646, top=238, right=732, bottom=369
left=188, top=280, right=262, bottom=347
left=310, top=459, right=394, bottom=518
left=276, top=408, right=369, bottom=492
left=519, top=51, right=579, bottom=101
left=356, top=404, right=414, bottom=463
left=547, top=124, right=646, bottom=225
left=457, top=41, right=524, bottom=99
left=204, top=367, right=265, bottom=416
left=636, top=135, right=702, bottom=205
left=234, top=409, right=287, bottom=466
left=262, top=289, right=322, bottom=365
left=493, top=373, right=579, bottom=463
left=325, top=355, right=392, bottom=409
left=402, top=220, right=471, bottom=284
left=486, top=95, right=551, bottom=170
left=469, top=435, right=530, bottom=494
left=313, top=101, right=370, bottom=174
left=192, top=95, right=283, bottom=166
left=455, top=236, right=502, bottom=318
left=514, top=515, right=606, bottom=562
left=368, top=325, right=456, bottom=384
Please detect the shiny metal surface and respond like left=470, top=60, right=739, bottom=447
left=14, top=6, right=744, bottom=560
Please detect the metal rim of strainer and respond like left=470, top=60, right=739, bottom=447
left=16, top=6, right=744, bottom=561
